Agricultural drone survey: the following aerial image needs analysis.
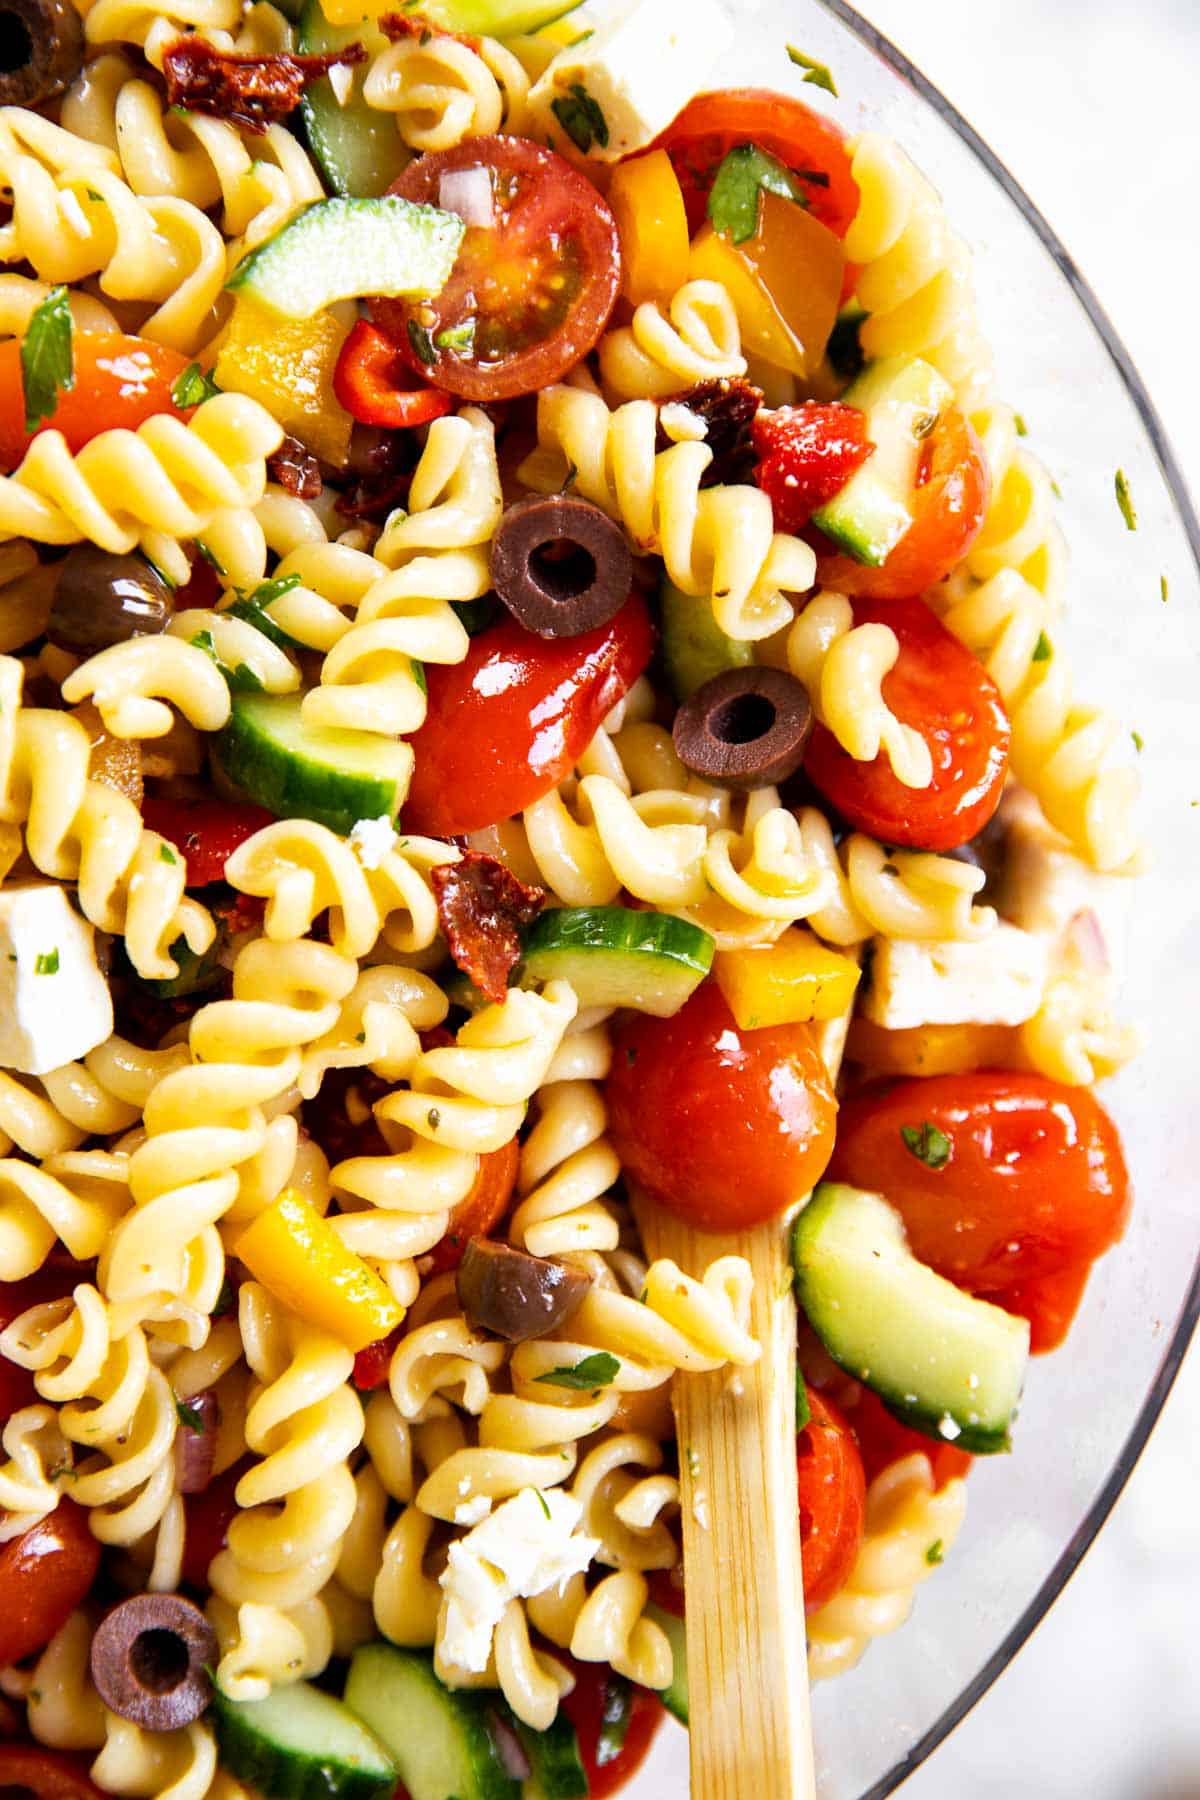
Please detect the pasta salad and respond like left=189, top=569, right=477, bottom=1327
left=0, top=0, right=1143, bottom=1793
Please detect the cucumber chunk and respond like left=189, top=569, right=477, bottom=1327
left=517, top=1711, right=588, bottom=1799
left=811, top=357, right=954, bottom=566
left=214, top=691, right=411, bottom=838
left=645, top=1603, right=688, bottom=1725
left=521, top=907, right=714, bottom=1015
left=297, top=0, right=412, bottom=198
left=659, top=577, right=753, bottom=701
left=212, top=1680, right=398, bottom=1800
left=793, top=1183, right=1029, bottom=1454
left=228, top=196, right=464, bottom=320
left=344, top=1644, right=519, bottom=1800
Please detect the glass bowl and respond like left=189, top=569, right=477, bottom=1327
left=623, top=0, right=1200, bottom=1793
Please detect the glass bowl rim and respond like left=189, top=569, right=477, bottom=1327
left=810, top=2, right=1200, bottom=1792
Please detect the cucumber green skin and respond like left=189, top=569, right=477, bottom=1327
left=659, top=578, right=753, bottom=701
left=212, top=1685, right=397, bottom=1800
left=793, top=1182, right=1029, bottom=1456
left=521, top=907, right=714, bottom=1016
left=645, top=1604, right=688, bottom=1725
left=297, top=0, right=412, bottom=198
left=517, top=1712, right=588, bottom=1800
left=214, top=693, right=407, bottom=839
left=228, top=197, right=464, bottom=319
left=344, top=1645, right=519, bottom=1800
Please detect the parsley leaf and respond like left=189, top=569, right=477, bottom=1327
left=159, top=843, right=178, bottom=864
left=796, top=1369, right=811, bottom=1431
left=708, top=143, right=808, bottom=246
left=1161, top=574, right=1170, bottom=603
left=534, top=1351, right=620, bottom=1391
left=551, top=83, right=609, bottom=153
left=434, top=319, right=476, bottom=357
left=1132, top=730, right=1144, bottom=753
left=407, top=319, right=437, bottom=367
left=171, top=361, right=221, bottom=409
left=1114, top=468, right=1138, bottom=531
left=925, top=1538, right=944, bottom=1566
left=190, top=627, right=263, bottom=693
left=532, top=1488, right=551, bottom=1520
left=227, top=572, right=305, bottom=650
left=34, top=948, right=59, bottom=976
left=786, top=44, right=838, bottom=95
left=900, top=1122, right=951, bottom=1169
left=1032, top=631, right=1053, bottom=663
left=21, top=285, right=74, bottom=435
left=175, top=1399, right=206, bottom=1433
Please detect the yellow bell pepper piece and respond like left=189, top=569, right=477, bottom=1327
left=689, top=191, right=844, bottom=377
left=715, top=927, right=860, bottom=1029
left=214, top=296, right=354, bottom=468
left=235, top=1189, right=402, bottom=1352
left=846, top=1018, right=1019, bottom=1078
left=607, top=150, right=691, bottom=306
left=317, top=0, right=390, bottom=24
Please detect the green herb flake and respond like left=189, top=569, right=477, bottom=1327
left=195, top=540, right=225, bottom=576
left=533, top=1488, right=551, bottom=1521
left=407, top=319, right=437, bottom=367
left=796, top=1370, right=811, bottom=1430
left=708, top=143, right=808, bottom=245
left=596, top=1676, right=634, bottom=1766
left=21, top=285, right=74, bottom=435
left=1132, top=730, right=1144, bottom=753
left=190, top=629, right=218, bottom=660
left=1114, top=468, right=1138, bottom=531
left=1032, top=631, right=1053, bottom=663
left=786, top=44, right=838, bottom=96
left=1014, top=413, right=1028, bottom=437
left=34, top=948, right=59, bottom=976
left=925, top=1538, right=944, bottom=1566
left=551, top=82, right=609, bottom=153
left=560, top=460, right=579, bottom=495
left=171, top=361, right=220, bottom=409
left=159, top=843, right=178, bottom=864
left=411, top=658, right=427, bottom=696
left=434, top=319, right=476, bottom=357
left=535, top=1351, right=621, bottom=1391
left=900, top=1121, right=951, bottom=1170
left=214, top=1277, right=236, bottom=1316
left=1161, top=574, right=1170, bottom=603
left=175, top=1398, right=206, bottom=1433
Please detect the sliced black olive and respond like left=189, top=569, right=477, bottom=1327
left=673, top=665, right=814, bottom=790
left=90, top=1594, right=217, bottom=1731
left=490, top=495, right=632, bottom=639
left=46, top=545, right=174, bottom=656
left=456, top=1238, right=592, bottom=1342
left=0, top=0, right=84, bottom=105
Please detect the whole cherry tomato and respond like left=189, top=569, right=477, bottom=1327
left=0, top=1501, right=101, bottom=1667
left=803, top=595, right=1010, bottom=851
left=0, top=333, right=190, bottom=472
left=606, top=982, right=838, bottom=1231
left=140, top=797, right=275, bottom=887
left=0, top=1747, right=106, bottom=1798
left=846, top=1385, right=973, bottom=1490
left=797, top=1386, right=866, bottom=1613
left=401, top=596, right=654, bottom=837
left=375, top=136, right=621, bottom=401
left=830, top=1074, right=1131, bottom=1333
left=333, top=320, right=454, bottom=429
left=752, top=402, right=875, bottom=535
left=813, top=405, right=990, bottom=599
left=557, top=1659, right=666, bottom=1800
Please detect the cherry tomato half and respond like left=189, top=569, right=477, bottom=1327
left=813, top=405, right=990, bottom=600
left=654, top=88, right=860, bottom=240
left=752, top=401, right=875, bottom=535
left=558, top=1659, right=666, bottom=1800
left=0, top=1747, right=106, bottom=1799
left=181, top=1455, right=253, bottom=1590
left=140, top=797, right=275, bottom=887
left=427, top=1136, right=521, bottom=1275
left=803, top=595, right=1010, bottom=851
left=847, top=1385, right=973, bottom=1491
left=375, top=136, right=620, bottom=402
left=830, top=1073, right=1131, bottom=1314
left=401, top=595, right=654, bottom=837
left=0, top=1500, right=101, bottom=1667
left=333, top=319, right=454, bottom=429
left=0, top=333, right=190, bottom=472
left=606, top=982, right=838, bottom=1232
left=798, top=1387, right=866, bottom=1613
left=995, top=1260, right=1095, bottom=1356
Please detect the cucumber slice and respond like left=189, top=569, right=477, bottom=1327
left=793, top=1183, right=1030, bottom=1454
left=297, top=0, right=411, bottom=198
left=423, top=0, right=583, bottom=32
left=521, top=907, right=714, bottom=1016
left=811, top=357, right=954, bottom=566
left=645, top=1603, right=688, bottom=1725
left=517, top=1711, right=587, bottom=1800
left=212, top=1680, right=398, bottom=1800
left=213, top=691, right=411, bottom=838
left=659, top=577, right=753, bottom=702
left=344, top=1645, right=518, bottom=1800
left=228, top=196, right=464, bottom=320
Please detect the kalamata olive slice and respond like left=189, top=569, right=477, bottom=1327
left=0, top=0, right=84, bottom=105
left=490, top=496, right=633, bottom=639
left=456, top=1238, right=591, bottom=1342
left=673, top=665, right=814, bottom=790
left=47, top=545, right=174, bottom=656
left=90, top=1594, right=217, bottom=1731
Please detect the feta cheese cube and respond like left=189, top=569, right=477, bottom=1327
left=348, top=814, right=398, bottom=869
left=997, top=789, right=1132, bottom=980
left=528, top=0, right=735, bottom=162
left=0, top=885, right=112, bottom=1075
left=862, top=923, right=1049, bottom=1031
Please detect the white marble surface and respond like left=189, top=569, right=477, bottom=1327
left=850, top=3, right=1200, bottom=1794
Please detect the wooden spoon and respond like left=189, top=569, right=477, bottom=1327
left=632, top=1001, right=854, bottom=1800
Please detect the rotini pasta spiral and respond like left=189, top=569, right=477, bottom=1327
left=91, top=1712, right=218, bottom=1800
left=795, top=806, right=997, bottom=946
left=510, top=1073, right=623, bottom=1260
left=598, top=279, right=747, bottom=401
left=15, top=1610, right=107, bottom=1752
left=360, top=31, right=530, bottom=152
left=0, top=1403, right=73, bottom=1539
left=0, top=1147, right=131, bottom=1280
left=785, top=590, right=933, bottom=788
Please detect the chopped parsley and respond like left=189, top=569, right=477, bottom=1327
left=1132, top=730, right=1144, bottom=753
left=533, top=1488, right=551, bottom=1520
left=34, top=948, right=59, bottom=976
left=796, top=1370, right=811, bottom=1430
left=159, top=842, right=178, bottom=864
left=228, top=573, right=305, bottom=650
left=406, top=319, right=437, bottom=367
left=1014, top=413, right=1028, bottom=437
left=21, top=284, right=74, bottom=435
left=785, top=44, right=838, bottom=96
left=171, top=361, right=221, bottom=408
left=175, top=1399, right=207, bottom=1433
left=900, top=1121, right=951, bottom=1170
left=213, top=1277, right=236, bottom=1316
left=925, top=1538, right=944, bottom=1566
left=1114, top=468, right=1137, bottom=531
left=434, top=320, right=476, bottom=357
left=535, top=1351, right=620, bottom=1391
left=1032, top=631, right=1053, bottom=663
left=708, top=142, right=809, bottom=245
left=190, top=627, right=263, bottom=693
left=1161, top=574, right=1170, bottom=603
left=551, top=82, right=609, bottom=153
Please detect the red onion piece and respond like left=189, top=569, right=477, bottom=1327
left=438, top=165, right=494, bottom=228
left=1065, top=907, right=1110, bottom=974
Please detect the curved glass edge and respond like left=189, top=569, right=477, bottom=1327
left=811, top=3, right=1200, bottom=1794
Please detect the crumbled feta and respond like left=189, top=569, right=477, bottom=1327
left=862, top=923, right=1049, bottom=1031
left=327, top=61, right=355, bottom=108
left=997, top=789, right=1131, bottom=980
left=454, top=1495, right=493, bottom=1527
left=348, top=814, right=398, bottom=869
left=660, top=403, right=708, bottom=444
left=439, top=1488, right=599, bottom=1675
left=0, top=885, right=112, bottom=1075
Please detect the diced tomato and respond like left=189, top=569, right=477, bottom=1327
left=376, top=136, right=621, bottom=402
left=752, top=402, right=874, bottom=534
left=333, top=320, right=455, bottom=428
left=558, top=1659, right=666, bottom=1800
left=0, top=1748, right=106, bottom=1799
left=605, top=982, right=838, bottom=1232
left=427, top=1136, right=521, bottom=1275
left=352, top=1326, right=404, bottom=1392
left=0, top=333, right=190, bottom=473
left=797, top=1387, right=866, bottom=1613
left=813, top=405, right=990, bottom=599
left=846, top=1386, right=973, bottom=1490
left=999, top=1261, right=1094, bottom=1355
left=141, top=797, right=275, bottom=887
left=830, top=1073, right=1131, bottom=1344
left=803, top=595, right=1010, bottom=851
left=0, top=1501, right=101, bottom=1667
left=401, top=596, right=654, bottom=837
left=172, top=552, right=222, bottom=612
left=181, top=1455, right=253, bottom=1589
left=645, top=1566, right=685, bottom=1619
left=654, top=88, right=860, bottom=241
left=0, top=1265, right=91, bottom=1425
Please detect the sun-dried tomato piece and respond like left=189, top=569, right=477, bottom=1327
left=432, top=852, right=545, bottom=1006
left=379, top=10, right=481, bottom=50
left=662, top=376, right=764, bottom=487
left=268, top=434, right=322, bottom=499
left=161, top=37, right=367, bottom=134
